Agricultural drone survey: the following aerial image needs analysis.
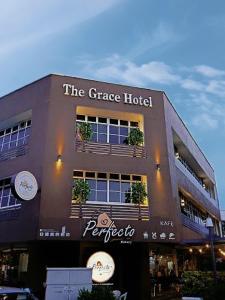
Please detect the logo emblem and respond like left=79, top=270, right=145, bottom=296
left=87, top=251, right=115, bottom=283
left=169, top=233, right=175, bottom=240
left=11, top=171, right=38, bottom=201
left=152, top=232, right=157, bottom=239
left=160, top=233, right=166, bottom=240
left=96, top=213, right=116, bottom=228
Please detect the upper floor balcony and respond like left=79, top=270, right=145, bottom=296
left=75, top=108, right=146, bottom=159
left=70, top=170, right=149, bottom=221
left=175, top=157, right=217, bottom=205
left=173, top=130, right=216, bottom=202
left=75, top=140, right=146, bottom=158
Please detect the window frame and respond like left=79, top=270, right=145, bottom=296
left=76, top=115, right=139, bottom=145
left=0, top=179, right=21, bottom=210
left=73, top=171, right=145, bottom=205
left=0, top=120, right=32, bottom=152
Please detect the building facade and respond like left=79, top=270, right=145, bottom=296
left=0, top=75, right=221, bottom=299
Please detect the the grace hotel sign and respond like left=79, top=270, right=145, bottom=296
left=63, top=83, right=153, bottom=108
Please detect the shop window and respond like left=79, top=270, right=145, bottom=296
left=73, top=171, right=144, bottom=204
left=0, top=120, right=32, bottom=152
left=0, top=178, right=21, bottom=209
left=76, top=115, right=138, bottom=145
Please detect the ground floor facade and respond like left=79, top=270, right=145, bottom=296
left=0, top=239, right=211, bottom=300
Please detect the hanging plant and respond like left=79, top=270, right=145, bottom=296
left=126, top=182, right=147, bottom=204
left=126, top=128, right=144, bottom=146
left=72, top=179, right=90, bottom=204
left=77, top=122, right=93, bottom=141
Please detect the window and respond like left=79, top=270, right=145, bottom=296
left=0, top=178, right=20, bottom=209
left=73, top=171, right=144, bottom=204
left=179, top=192, right=206, bottom=226
left=0, top=120, right=31, bottom=152
left=76, top=115, right=138, bottom=145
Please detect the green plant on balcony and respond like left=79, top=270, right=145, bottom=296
left=126, top=128, right=144, bottom=146
left=126, top=182, right=147, bottom=204
left=77, top=122, right=93, bottom=141
left=72, top=179, right=90, bottom=204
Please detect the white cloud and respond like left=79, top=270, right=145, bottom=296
left=194, top=65, right=225, bottom=77
left=83, top=55, right=180, bottom=86
left=0, top=0, right=119, bottom=57
left=181, top=79, right=205, bottom=91
left=205, top=80, right=225, bottom=97
left=187, top=93, right=225, bottom=130
left=192, top=113, right=219, bottom=130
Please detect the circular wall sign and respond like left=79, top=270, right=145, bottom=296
left=12, top=171, right=38, bottom=201
left=86, top=251, right=115, bottom=283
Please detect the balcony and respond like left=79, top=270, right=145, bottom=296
left=175, top=158, right=215, bottom=201
left=0, top=144, right=28, bottom=162
left=75, top=140, right=147, bottom=158
left=181, top=214, right=208, bottom=236
left=70, top=202, right=150, bottom=221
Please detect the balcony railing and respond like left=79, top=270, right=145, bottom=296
left=75, top=140, right=147, bottom=158
left=181, top=214, right=208, bottom=236
left=175, top=156, right=213, bottom=197
left=0, top=205, right=21, bottom=220
left=70, top=203, right=150, bottom=221
left=0, top=144, right=28, bottom=162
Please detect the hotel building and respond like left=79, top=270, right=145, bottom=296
left=0, top=75, right=221, bottom=299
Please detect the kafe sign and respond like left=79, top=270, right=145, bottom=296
left=83, top=212, right=135, bottom=243
left=87, top=251, right=115, bottom=283
left=63, top=83, right=153, bottom=108
left=11, top=171, right=38, bottom=201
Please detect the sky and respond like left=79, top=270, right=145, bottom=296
left=0, top=0, right=225, bottom=208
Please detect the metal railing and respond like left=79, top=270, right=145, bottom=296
left=0, top=144, right=28, bottom=162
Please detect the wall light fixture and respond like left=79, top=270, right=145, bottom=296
left=156, top=163, right=160, bottom=171
left=57, top=154, right=62, bottom=162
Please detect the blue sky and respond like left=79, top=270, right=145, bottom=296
left=1, top=0, right=225, bottom=207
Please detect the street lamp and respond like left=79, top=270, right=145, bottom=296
left=206, top=217, right=217, bottom=282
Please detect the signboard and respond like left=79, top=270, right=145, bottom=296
left=87, top=251, right=115, bottom=283
left=39, top=226, right=71, bottom=238
left=63, top=83, right=153, bottom=108
left=82, top=212, right=135, bottom=243
left=11, top=171, right=38, bottom=201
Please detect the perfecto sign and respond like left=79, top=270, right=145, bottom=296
left=63, top=83, right=153, bottom=108
left=83, top=212, right=135, bottom=243
left=87, top=251, right=115, bottom=283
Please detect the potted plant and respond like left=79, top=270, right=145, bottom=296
left=77, top=122, right=93, bottom=141
left=126, top=128, right=144, bottom=146
left=72, top=179, right=90, bottom=204
left=126, top=182, right=147, bottom=204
